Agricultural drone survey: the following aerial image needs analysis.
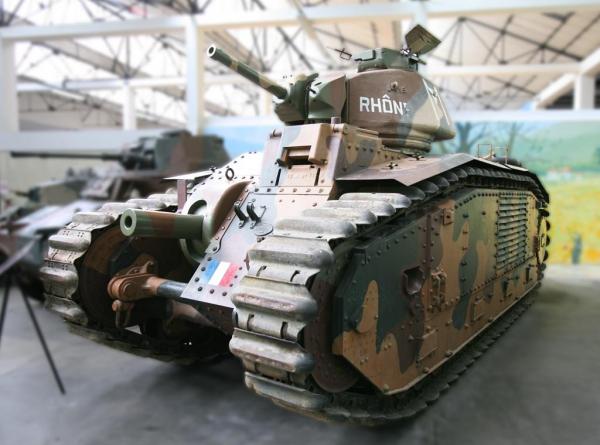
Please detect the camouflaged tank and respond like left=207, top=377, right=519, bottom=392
left=41, top=26, right=549, bottom=425
left=0, top=130, right=229, bottom=299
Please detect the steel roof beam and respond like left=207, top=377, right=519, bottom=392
left=17, top=62, right=583, bottom=95
left=285, top=0, right=336, bottom=66
left=3, top=1, right=600, bottom=41
left=0, top=39, right=18, bottom=131
left=2, top=13, right=232, bottom=117
left=428, top=63, right=580, bottom=77
left=533, top=46, right=600, bottom=108
left=465, top=17, right=581, bottom=61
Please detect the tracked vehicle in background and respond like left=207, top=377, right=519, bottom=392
left=41, top=26, right=549, bottom=424
left=0, top=131, right=228, bottom=299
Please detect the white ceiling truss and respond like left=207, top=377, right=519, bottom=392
left=0, top=0, right=600, bottom=132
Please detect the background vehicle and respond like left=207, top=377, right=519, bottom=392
left=0, top=130, right=229, bottom=299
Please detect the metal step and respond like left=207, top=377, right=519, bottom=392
left=249, top=236, right=333, bottom=270
left=302, top=207, right=376, bottom=225
left=39, top=266, right=77, bottom=287
left=274, top=216, right=356, bottom=240
left=48, top=234, right=90, bottom=252
left=126, top=198, right=166, bottom=210
left=233, top=277, right=317, bottom=340
left=230, top=329, right=315, bottom=374
left=72, top=212, right=115, bottom=225
left=245, top=372, right=329, bottom=411
left=320, top=199, right=395, bottom=217
left=148, top=193, right=178, bottom=205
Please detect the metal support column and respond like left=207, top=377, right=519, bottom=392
left=185, top=19, right=205, bottom=135
left=412, top=3, right=428, bottom=26
left=122, top=83, right=137, bottom=130
left=393, top=19, right=404, bottom=49
left=0, top=38, right=19, bottom=132
left=260, top=90, right=273, bottom=116
left=574, top=74, right=595, bottom=110
left=411, top=3, right=428, bottom=76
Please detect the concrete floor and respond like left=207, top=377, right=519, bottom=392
left=1, top=265, right=599, bottom=445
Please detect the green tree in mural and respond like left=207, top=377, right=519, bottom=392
left=501, top=122, right=525, bottom=152
left=438, top=122, right=488, bottom=154
left=594, top=146, right=600, bottom=166
left=499, top=122, right=547, bottom=170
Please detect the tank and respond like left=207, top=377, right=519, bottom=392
left=0, top=130, right=229, bottom=299
left=40, top=26, right=550, bottom=425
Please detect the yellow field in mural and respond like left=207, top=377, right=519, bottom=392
left=546, top=175, right=600, bottom=264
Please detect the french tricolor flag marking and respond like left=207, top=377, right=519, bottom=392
left=200, top=261, right=238, bottom=287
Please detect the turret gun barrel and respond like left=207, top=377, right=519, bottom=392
left=10, top=151, right=123, bottom=161
left=207, top=45, right=288, bottom=100
left=10, top=150, right=155, bottom=169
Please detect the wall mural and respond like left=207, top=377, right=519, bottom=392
left=206, top=120, right=600, bottom=264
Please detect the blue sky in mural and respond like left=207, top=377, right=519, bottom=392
left=205, top=124, right=279, bottom=157
left=208, top=120, right=600, bottom=176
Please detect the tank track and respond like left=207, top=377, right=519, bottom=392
left=40, top=192, right=225, bottom=364
left=230, top=164, right=548, bottom=425
left=41, top=193, right=179, bottom=315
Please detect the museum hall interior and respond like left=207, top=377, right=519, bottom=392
left=0, top=1, right=599, bottom=443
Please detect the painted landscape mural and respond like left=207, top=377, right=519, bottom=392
left=432, top=121, right=600, bottom=265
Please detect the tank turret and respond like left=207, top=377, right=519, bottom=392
left=208, top=25, right=455, bottom=152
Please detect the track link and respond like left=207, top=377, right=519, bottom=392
left=230, top=164, right=548, bottom=425
left=41, top=192, right=177, bottom=316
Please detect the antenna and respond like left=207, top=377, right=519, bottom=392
left=328, top=47, right=352, bottom=61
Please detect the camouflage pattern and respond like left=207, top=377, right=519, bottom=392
left=328, top=189, right=540, bottom=393
left=41, top=26, right=550, bottom=425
